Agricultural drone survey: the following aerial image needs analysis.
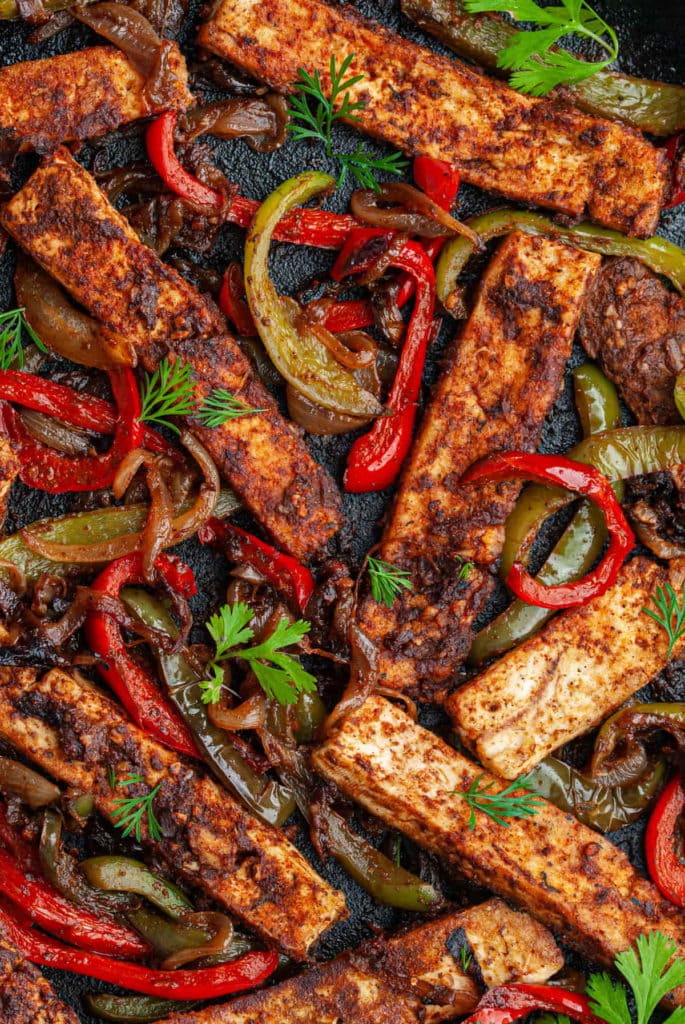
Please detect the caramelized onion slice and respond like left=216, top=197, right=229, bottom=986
left=181, top=95, right=288, bottom=153
left=351, top=182, right=481, bottom=246
left=0, top=755, right=60, bottom=808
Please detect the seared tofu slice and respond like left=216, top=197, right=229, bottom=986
left=0, top=46, right=191, bottom=155
left=313, top=695, right=685, bottom=1001
left=446, top=556, right=684, bottom=779
left=197, top=0, right=667, bottom=236
left=0, top=438, right=18, bottom=532
left=355, top=233, right=600, bottom=697
left=0, top=933, right=78, bottom=1024
left=0, top=668, right=346, bottom=960
left=161, top=899, right=563, bottom=1024
left=0, top=148, right=341, bottom=561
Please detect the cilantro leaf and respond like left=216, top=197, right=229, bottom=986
left=206, top=602, right=256, bottom=660
left=588, top=933, right=685, bottom=1024
left=587, top=973, right=632, bottom=1024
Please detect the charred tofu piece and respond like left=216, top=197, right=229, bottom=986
left=0, top=668, right=346, bottom=960
left=578, top=257, right=685, bottom=424
left=313, top=695, right=685, bottom=1000
left=0, top=438, right=19, bottom=532
left=161, top=899, right=563, bottom=1024
left=0, top=47, right=191, bottom=156
left=0, top=933, right=78, bottom=1024
left=355, top=233, right=600, bottom=697
left=0, top=148, right=341, bottom=561
left=446, top=557, right=683, bottom=779
left=197, top=0, right=667, bottom=236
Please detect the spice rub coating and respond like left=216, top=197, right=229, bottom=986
left=0, top=46, right=191, bottom=156
left=162, top=899, right=562, bottom=1024
left=313, top=695, right=685, bottom=1000
left=0, top=932, right=78, bottom=1024
left=356, top=234, right=600, bottom=697
left=197, top=0, right=667, bottom=236
left=0, top=667, right=346, bottom=960
left=0, top=148, right=341, bottom=562
left=446, top=557, right=685, bottom=779
left=578, top=257, right=685, bottom=425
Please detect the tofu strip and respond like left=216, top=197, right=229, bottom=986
left=355, top=233, right=600, bottom=697
left=0, top=933, right=78, bottom=1024
left=0, top=438, right=18, bottom=532
left=446, top=557, right=685, bottom=779
left=0, top=46, right=191, bottom=154
left=197, top=0, right=667, bottom=236
left=0, top=148, right=341, bottom=561
left=313, top=695, right=685, bottom=999
left=161, top=899, right=562, bottom=1024
left=0, top=668, right=346, bottom=960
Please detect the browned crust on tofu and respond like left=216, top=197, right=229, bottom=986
left=0, top=437, right=19, bottom=532
left=0, top=667, right=346, bottom=960
left=0, top=934, right=78, bottom=1024
left=162, top=899, right=562, bottom=1024
left=0, top=148, right=341, bottom=561
left=578, top=257, right=685, bottom=425
left=312, top=695, right=685, bottom=1003
left=446, top=557, right=683, bottom=779
left=0, top=46, right=192, bottom=154
left=355, top=234, right=600, bottom=697
left=197, top=0, right=667, bottom=236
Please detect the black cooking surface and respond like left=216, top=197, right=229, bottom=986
left=0, top=1, right=684, bottom=1019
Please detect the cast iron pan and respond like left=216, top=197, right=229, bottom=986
left=1, top=1, right=685, bottom=1019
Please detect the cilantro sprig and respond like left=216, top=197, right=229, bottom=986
left=288, top=54, right=408, bottom=191
left=200, top=601, right=318, bottom=706
left=462, top=0, right=619, bottom=97
left=139, top=356, right=263, bottom=433
left=588, top=932, right=685, bottom=1024
left=111, top=772, right=162, bottom=842
left=0, top=307, right=47, bottom=370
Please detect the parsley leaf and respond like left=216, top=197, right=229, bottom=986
left=588, top=933, right=685, bottom=1024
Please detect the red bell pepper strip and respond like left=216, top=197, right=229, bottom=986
left=219, top=262, right=257, bottom=337
left=460, top=983, right=606, bottom=1024
left=413, top=155, right=461, bottom=211
left=461, top=452, right=635, bottom=608
left=0, top=368, right=144, bottom=493
left=147, top=111, right=225, bottom=210
left=645, top=772, right=685, bottom=908
left=199, top=519, right=315, bottom=613
left=337, top=233, right=436, bottom=492
left=0, top=369, right=169, bottom=456
left=664, top=133, right=685, bottom=209
left=0, top=845, right=150, bottom=959
left=85, top=552, right=200, bottom=758
left=0, top=896, right=278, bottom=1000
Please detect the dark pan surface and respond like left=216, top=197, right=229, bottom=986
left=0, top=1, right=685, bottom=1019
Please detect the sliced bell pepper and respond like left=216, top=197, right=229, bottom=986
left=461, top=452, right=635, bottom=608
left=664, top=133, right=685, bottom=209
left=85, top=552, right=199, bottom=758
left=199, top=519, right=314, bottom=613
left=460, top=982, right=605, bottom=1024
left=0, top=368, right=144, bottom=493
left=0, top=896, right=278, bottom=1000
left=147, top=111, right=225, bottom=210
left=645, top=773, right=685, bottom=908
left=219, top=262, right=257, bottom=337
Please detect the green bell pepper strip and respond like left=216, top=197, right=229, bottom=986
left=400, top=0, right=685, bottom=136
left=436, top=211, right=685, bottom=310
left=590, top=703, right=685, bottom=786
left=572, top=364, right=622, bottom=439
left=124, top=906, right=212, bottom=960
left=83, top=995, right=200, bottom=1024
left=120, top=589, right=296, bottom=828
left=244, top=172, right=383, bottom=419
left=675, top=374, right=685, bottom=421
left=525, top=756, right=666, bottom=833
left=79, top=857, right=191, bottom=920
left=1, top=489, right=239, bottom=584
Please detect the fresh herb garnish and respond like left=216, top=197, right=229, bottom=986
left=107, top=766, right=117, bottom=789
left=288, top=54, right=408, bottom=191
left=459, top=945, right=473, bottom=972
left=139, top=358, right=196, bottom=434
left=587, top=932, right=685, bottom=1024
left=642, top=582, right=685, bottom=658
left=367, top=557, right=413, bottom=607
left=196, top=389, right=264, bottom=428
left=0, top=307, right=47, bottom=369
left=454, top=773, right=544, bottom=829
left=462, top=0, right=619, bottom=97
left=201, top=601, right=318, bottom=706
left=111, top=773, right=162, bottom=842
left=457, top=556, right=474, bottom=581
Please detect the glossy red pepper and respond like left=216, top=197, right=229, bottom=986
left=147, top=111, right=225, bottom=210
left=85, top=552, right=199, bottom=758
left=199, top=519, right=315, bottom=613
left=0, top=368, right=145, bottom=493
left=335, top=232, right=436, bottom=492
left=219, top=261, right=257, bottom=337
left=461, top=452, right=635, bottom=608
left=413, top=155, right=461, bottom=211
left=0, top=897, right=278, bottom=1000
left=645, top=772, right=685, bottom=908
left=0, top=369, right=169, bottom=456
left=664, top=133, right=685, bottom=209
left=461, top=983, right=606, bottom=1024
